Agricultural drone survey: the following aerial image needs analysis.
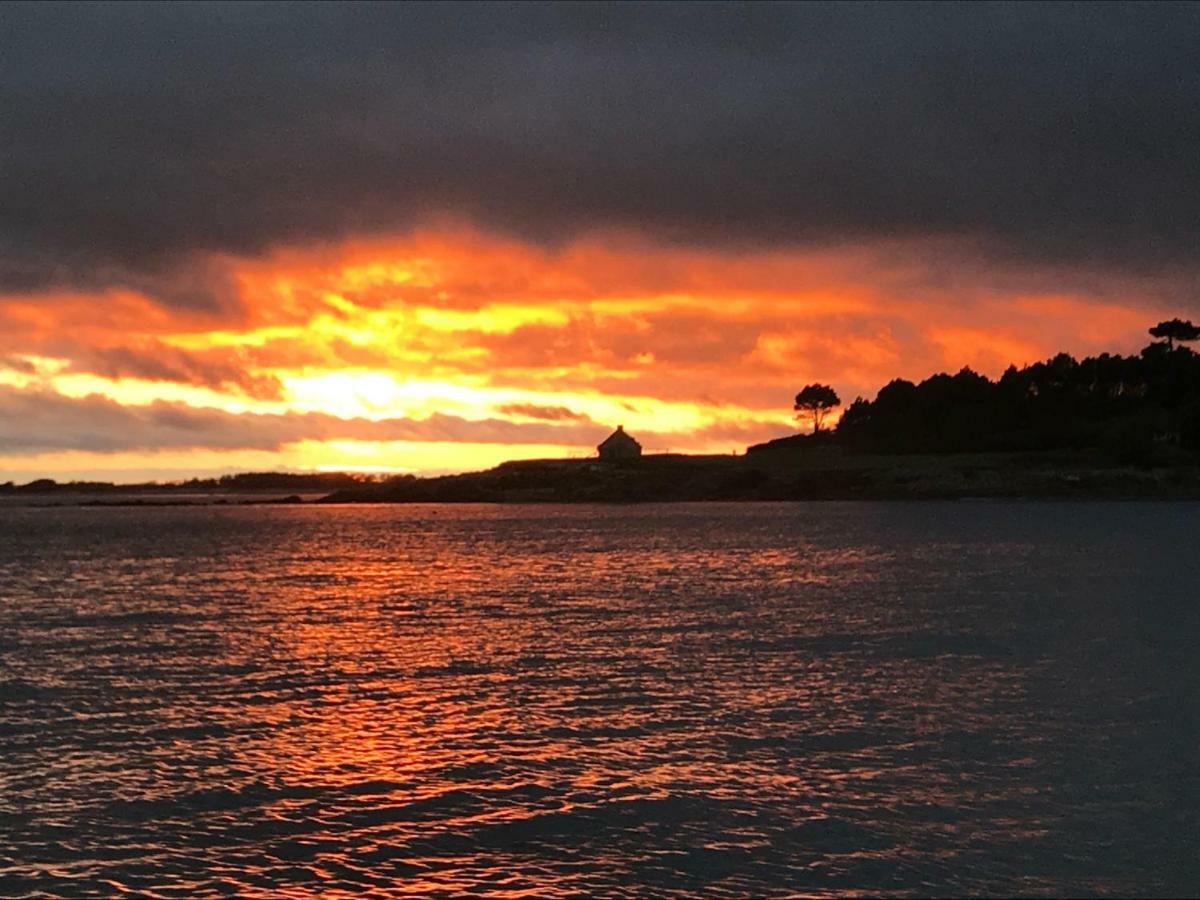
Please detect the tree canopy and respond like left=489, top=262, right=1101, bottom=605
left=794, top=383, right=841, bottom=433
left=833, top=334, right=1200, bottom=460
left=1149, top=319, right=1200, bottom=350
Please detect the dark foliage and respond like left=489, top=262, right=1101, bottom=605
left=1149, top=318, right=1200, bottom=350
left=836, top=339, right=1200, bottom=458
left=794, top=384, right=841, bottom=433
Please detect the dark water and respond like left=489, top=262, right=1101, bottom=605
left=1, top=502, right=1197, bottom=897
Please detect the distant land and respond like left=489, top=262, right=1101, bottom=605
left=11, top=323, right=1200, bottom=504
left=318, top=449, right=1200, bottom=503
left=11, top=447, right=1200, bottom=506
left=0, top=472, right=381, bottom=506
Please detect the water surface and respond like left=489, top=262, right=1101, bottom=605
left=1, top=502, right=1197, bottom=896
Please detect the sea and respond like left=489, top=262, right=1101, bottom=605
left=1, top=502, right=1197, bottom=896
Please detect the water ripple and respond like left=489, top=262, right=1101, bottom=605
left=2, top=502, right=1198, bottom=896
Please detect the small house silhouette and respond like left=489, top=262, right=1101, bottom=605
left=597, top=425, right=642, bottom=461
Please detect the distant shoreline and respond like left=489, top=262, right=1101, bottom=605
left=15, top=451, right=1200, bottom=507
left=314, top=452, right=1200, bottom=504
left=9, top=448, right=1200, bottom=507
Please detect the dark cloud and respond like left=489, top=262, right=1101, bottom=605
left=0, top=354, right=38, bottom=374
left=3, top=1, right=1199, bottom=306
left=0, top=386, right=610, bottom=453
left=72, top=344, right=283, bottom=399
left=495, top=403, right=590, bottom=422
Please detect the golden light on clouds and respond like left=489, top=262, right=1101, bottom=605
left=0, top=227, right=1174, bottom=481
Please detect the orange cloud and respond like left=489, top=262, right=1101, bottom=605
left=0, top=227, right=1181, bottom=480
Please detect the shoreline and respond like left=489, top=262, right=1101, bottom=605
left=8, top=495, right=1200, bottom=508
left=313, top=451, right=1200, bottom=504
left=9, top=450, right=1200, bottom=507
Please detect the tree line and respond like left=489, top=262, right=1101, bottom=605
left=791, top=319, right=1200, bottom=459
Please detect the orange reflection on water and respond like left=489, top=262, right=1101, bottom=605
left=1, top=502, right=1187, bottom=896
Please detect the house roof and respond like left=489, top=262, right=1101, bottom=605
left=598, top=425, right=641, bottom=451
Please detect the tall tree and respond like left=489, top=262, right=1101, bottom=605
left=794, top=384, right=841, bottom=433
left=1149, top=319, right=1200, bottom=351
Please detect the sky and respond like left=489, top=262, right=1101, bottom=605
left=2, top=1, right=1199, bottom=482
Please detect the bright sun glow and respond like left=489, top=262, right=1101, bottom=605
left=0, top=229, right=1170, bottom=481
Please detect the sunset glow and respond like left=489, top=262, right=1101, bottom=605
left=0, top=228, right=1175, bottom=481
left=5, top=4, right=1200, bottom=897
